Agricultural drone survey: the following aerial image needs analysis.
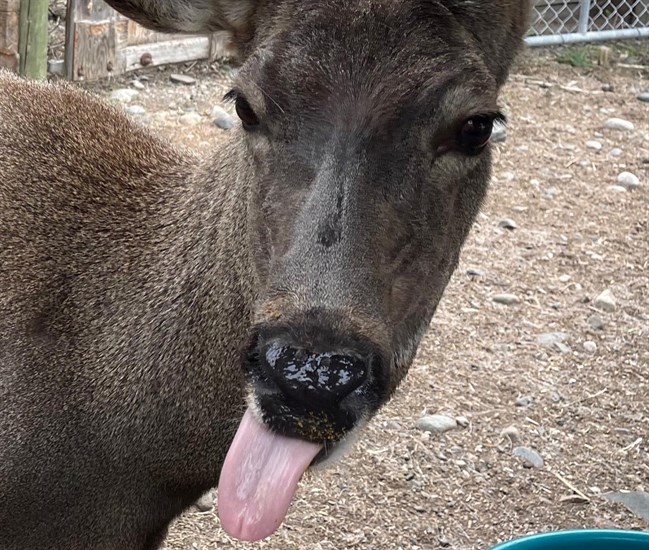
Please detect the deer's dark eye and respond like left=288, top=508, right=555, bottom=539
left=225, top=90, right=260, bottom=131
left=235, top=95, right=260, bottom=130
left=456, top=115, right=495, bottom=155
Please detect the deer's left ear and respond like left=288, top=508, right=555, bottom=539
left=104, top=0, right=261, bottom=40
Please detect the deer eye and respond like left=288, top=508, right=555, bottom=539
left=456, top=115, right=496, bottom=155
left=225, top=90, right=260, bottom=130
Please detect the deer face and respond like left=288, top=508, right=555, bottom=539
left=237, top=1, right=502, bottom=452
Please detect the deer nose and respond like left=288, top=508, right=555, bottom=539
left=261, top=342, right=368, bottom=404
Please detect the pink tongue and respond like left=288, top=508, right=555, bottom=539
left=218, top=408, right=322, bottom=542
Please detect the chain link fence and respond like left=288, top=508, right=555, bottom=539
left=526, top=0, right=649, bottom=45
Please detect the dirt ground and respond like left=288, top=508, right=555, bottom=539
left=75, top=44, right=648, bottom=549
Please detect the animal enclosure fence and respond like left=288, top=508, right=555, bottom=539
left=1, top=0, right=648, bottom=80
left=526, top=0, right=649, bottom=45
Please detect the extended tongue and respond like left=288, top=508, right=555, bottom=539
left=218, top=408, right=322, bottom=541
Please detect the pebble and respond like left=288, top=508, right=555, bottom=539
left=607, top=185, right=628, bottom=193
left=594, top=289, right=616, bottom=312
left=617, top=171, right=641, bottom=189
left=125, top=104, right=146, bottom=115
left=501, top=426, right=521, bottom=445
left=179, top=112, right=202, bottom=126
left=586, top=140, right=602, bottom=151
left=456, top=416, right=469, bottom=428
left=385, top=420, right=402, bottom=430
left=109, top=88, right=139, bottom=103
left=609, top=147, right=623, bottom=157
left=512, top=446, right=544, bottom=468
left=498, top=218, right=518, bottom=230
left=193, top=491, right=214, bottom=512
left=558, top=274, right=572, bottom=283
left=637, top=92, right=649, bottom=103
left=491, top=122, right=507, bottom=143
left=587, top=314, right=604, bottom=330
left=211, top=105, right=235, bottom=130
left=583, top=341, right=598, bottom=354
left=415, top=414, right=457, bottom=434
left=601, top=84, right=614, bottom=93
left=537, top=332, right=569, bottom=348
left=170, top=73, right=196, bottom=85
left=466, top=267, right=486, bottom=277
left=492, top=293, right=520, bottom=305
left=644, top=156, right=649, bottom=164
left=603, top=118, right=634, bottom=131
left=515, top=395, right=533, bottom=407
left=131, top=80, right=145, bottom=90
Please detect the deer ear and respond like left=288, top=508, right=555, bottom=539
left=104, top=0, right=259, bottom=38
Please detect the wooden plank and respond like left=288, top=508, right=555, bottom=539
left=126, top=20, right=191, bottom=46
left=121, top=36, right=210, bottom=71
left=75, top=0, right=116, bottom=23
left=0, top=0, right=19, bottom=11
left=19, top=0, right=48, bottom=79
left=0, top=9, right=18, bottom=48
left=72, top=20, right=117, bottom=80
left=0, top=0, right=19, bottom=71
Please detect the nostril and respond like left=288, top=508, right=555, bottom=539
left=262, top=342, right=368, bottom=404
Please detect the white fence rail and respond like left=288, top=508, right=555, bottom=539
left=526, top=0, right=649, bottom=45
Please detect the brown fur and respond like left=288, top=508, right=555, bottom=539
left=0, top=1, right=530, bottom=548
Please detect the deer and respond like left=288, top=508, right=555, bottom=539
left=0, top=0, right=531, bottom=548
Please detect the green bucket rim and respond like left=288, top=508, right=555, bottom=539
left=489, top=529, right=649, bottom=549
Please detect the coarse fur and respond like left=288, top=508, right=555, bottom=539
left=0, top=1, right=531, bottom=548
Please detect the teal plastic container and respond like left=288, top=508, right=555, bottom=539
left=489, top=529, right=649, bottom=550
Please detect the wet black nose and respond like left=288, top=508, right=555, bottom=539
left=261, top=342, right=368, bottom=404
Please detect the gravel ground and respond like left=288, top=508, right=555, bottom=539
left=74, top=45, right=648, bottom=549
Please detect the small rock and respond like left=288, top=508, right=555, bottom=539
left=515, top=395, right=533, bottom=407
left=415, top=414, right=457, bottom=435
left=601, top=84, right=614, bottom=93
left=466, top=267, right=486, bottom=277
left=500, top=426, right=521, bottom=445
left=498, top=218, right=518, bottom=230
left=456, top=416, right=469, bottom=428
left=643, top=156, right=649, bottom=164
left=512, top=446, right=544, bottom=468
left=607, top=185, right=628, bottom=193
left=558, top=274, right=572, bottom=283
left=385, top=420, right=402, bottom=430
left=583, top=341, right=598, bottom=354
left=609, top=148, right=623, bottom=157
left=550, top=392, right=562, bottom=403
left=492, top=293, right=520, bottom=305
left=617, top=171, right=641, bottom=189
left=125, top=104, right=146, bottom=116
left=537, top=332, right=569, bottom=348
left=193, top=491, right=214, bottom=512
left=211, top=105, right=235, bottom=130
left=555, top=342, right=571, bottom=354
left=594, top=289, right=616, bottom=312
left=179, top=112, right=202, bottom=126
left=637, top=92, right=649, bottom=103
left=131, top=80, right=145, bottom=90
left=587, top=314, right=604, bottom=330
left=603, top=117, right=634, bottom=131
left=491, top=122, right=507, bottom=143
left=109, top=88, right=138, bottom=103
left=170, top=73, right=196, bottom=85
left=586, top=140, right=602, bottom=151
